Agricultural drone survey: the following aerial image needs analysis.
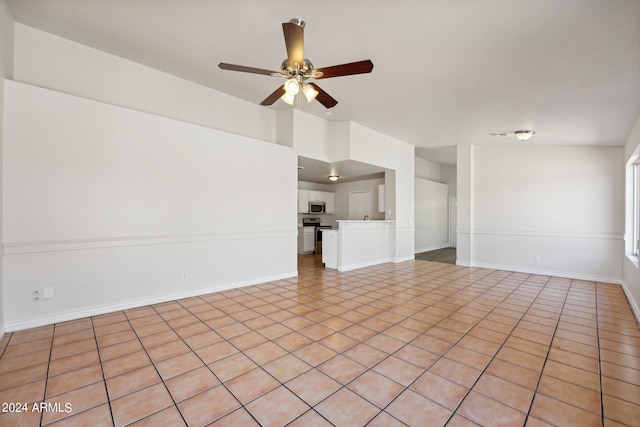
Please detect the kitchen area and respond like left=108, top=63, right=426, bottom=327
left=297, top=188, right=341, bottom=257
left=297, top=156, right=397, bottom=272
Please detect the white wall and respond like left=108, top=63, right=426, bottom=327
left=334, top=178, right=386, bottom=222
left=456, top=146, right=473, bottom=264
left=415, top=156, right=441, bottom=181
left=349, top=123, right=415, bottom=262
left=13, top=24, right=276, bottom=143
left=457, top=144, right=623, bottom=282
left=0, top=0, right=14, bottom=336
left=441, top=165, right=457, bottom=196
left=415, top=178, right=449, bottom=253
left=3, top=81, right=297, bottom=330
left=291, top=110, right=331, bottom=162
left=622, top=113, right=640, bottom=320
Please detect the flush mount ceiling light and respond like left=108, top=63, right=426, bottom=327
left=328, top=175, right=339, bottom=181
left=489, top=130, right=536, bottom=141
left=514, top=130, right=535, bottom=141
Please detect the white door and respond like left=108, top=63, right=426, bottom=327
left=449, top=196, right=457, bottom=248
left=349, top=190, right=372, bottom=220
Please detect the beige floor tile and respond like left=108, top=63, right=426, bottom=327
left=164, top=366, right=219, bottom=402
left=411, top=371, right=468, bottom=410
left=208, top=408, right=260, bottom=426
left=245, top=386, right=309, bottom=427
left=46, top=364, right=104, bottom=398
left=458, top=391, right=526, bottom=427
left=41, top=382, right=108, bottom=425
left=47, top=403, right=113, bottom=427
left=537, top=374, right=601, bottom=415
left=530, top=393, right=602, bottom=427
left=154, top=352, right=203, bottom=380
left=178, top=384, right=240, bottom=427
left=472, top=373, right=535, bottom=413
left=225, top=367, right=279, bottom=404
left=106, top=365, right=162, bottom=400
left=315, top=387, right=380, bottom=427
left=348, top=370, right=404, bottom=408
left=127, top=406, right=186, bottom=427
left=286, top=368, right=341, bottom=406
left=112, top=383, right=174, bottom=426
left=386, top=389, right=451, bottom=427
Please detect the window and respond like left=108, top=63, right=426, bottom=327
left=631, top=159, right=640, bottom=258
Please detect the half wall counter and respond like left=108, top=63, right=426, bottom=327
left=321, top=220, right=395, bottom=272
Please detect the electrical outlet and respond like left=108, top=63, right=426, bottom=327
left=535, top=255, right=541, bottom=262
left=182, top=271, right=188, bottom=279
left=32, top=289, right=40, bottom=302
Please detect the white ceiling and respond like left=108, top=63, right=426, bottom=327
left=7, top=0, right=640, bottom=162
left=298, top=157, right=386, bottom=184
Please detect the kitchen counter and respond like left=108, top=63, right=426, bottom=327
left=321, top=220, right=395, bottom=271
left=336, top=220, right=395, bottom=223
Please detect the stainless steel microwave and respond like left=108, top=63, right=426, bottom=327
left=309, top=201, right=326, bottom=214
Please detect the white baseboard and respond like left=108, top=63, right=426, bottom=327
left=4, top=271, right=298, bottom=333
left=621, top=280, right=640, bottom=326
left=395, top=255, right=415, bottom=263
left=459, top=261, right=621, bottom=284
left=338, top=258, right=393, bottom=272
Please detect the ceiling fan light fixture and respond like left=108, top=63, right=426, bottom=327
left=328, top=175, right=339, bottom=181
left=284, top=78, right=300, bottom=96
left=302, top=83, right=319, bottom=102
left=281, top=92, right=296, bottom=105
left=515, top=130, right=535, bottom=141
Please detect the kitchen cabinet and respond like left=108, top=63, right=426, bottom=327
left=309, top=191, right=324, bottom=202
left=297, top=226, right=316, bottom=253
left=298, top=189, right=335, bottom=214
left=324, top=192, right=335, bottom=214
left=298, top=190, right=310, bottom=213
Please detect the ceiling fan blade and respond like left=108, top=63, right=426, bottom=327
left=308, top=83, right=338, bottom=109
left=282, top=22, right=304, bottom=67
left=219, top=63, right=278, bottom=76
left=314, top=60, right=374, bottom=79
left=260, top=85, right=286, bottom=106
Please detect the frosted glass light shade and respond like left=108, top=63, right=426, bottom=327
left=281, top=92, right=296, bottom=105
left=302, top=84, right=319, bottom=102
left=284, top=78, right=300, bottom=95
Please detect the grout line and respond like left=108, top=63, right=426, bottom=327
left=89, top=317, right=116, bottom=427
left=118, top=308, right=190, bottom=427
left=431, top=272, right=554, bottom=426
left=521, top=278, right=573, bottom=424
left=595, top=282, right=606, bottom=426
left=38, top=326, right=56, bottom=427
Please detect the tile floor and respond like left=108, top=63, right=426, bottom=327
left=1, top=255, right=640, bottom=426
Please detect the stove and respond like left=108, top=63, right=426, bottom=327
left=302, top=218, right=331, bottom=253
left=302, top=217, right=321, bottom=227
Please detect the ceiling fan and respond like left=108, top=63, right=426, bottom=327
left=218, top=18, right=373, bottom=109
